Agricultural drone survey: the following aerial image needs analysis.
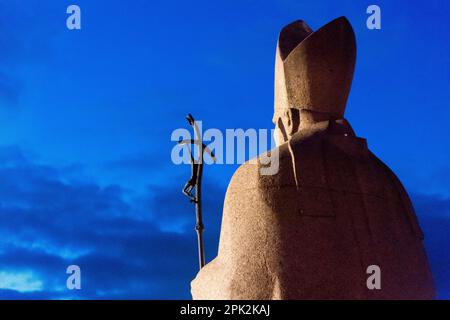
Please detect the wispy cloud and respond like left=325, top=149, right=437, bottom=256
left=0, top=271, right=43, bottom=292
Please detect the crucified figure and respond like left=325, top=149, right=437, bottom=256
left=178, top=114, right=216, bottom=270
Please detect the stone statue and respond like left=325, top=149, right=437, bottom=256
left=191, top=17, right=435, bottom=299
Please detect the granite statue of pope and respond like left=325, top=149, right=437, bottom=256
left=191, top=17, right=435, bottom=299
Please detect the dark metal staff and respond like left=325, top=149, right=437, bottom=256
left=178, top=114, right=216, bottom=270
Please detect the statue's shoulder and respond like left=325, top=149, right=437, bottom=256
left=226, top=143, right=295, bottom=193
left=225, top=126, right=331, bottom=196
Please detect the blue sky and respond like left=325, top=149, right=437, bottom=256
left=0, top=0, right=449, bottom=299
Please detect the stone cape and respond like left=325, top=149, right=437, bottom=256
left=190, top=16, right=435, bottom=299
left=191, top=120, right=435, bottom=299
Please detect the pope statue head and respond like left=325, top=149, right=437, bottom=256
left=273, top=17, right=356, bottom=146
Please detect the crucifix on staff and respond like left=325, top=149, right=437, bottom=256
left=178, top=114, right=216, bottom=270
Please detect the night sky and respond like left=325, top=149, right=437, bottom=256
left=0, top=0, right=449, bottom=299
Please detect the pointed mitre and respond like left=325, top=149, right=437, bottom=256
left=273, top=17, right=356, bottom=122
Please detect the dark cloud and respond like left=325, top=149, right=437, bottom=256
left=0, top=146, right=224, bottom=299
left=412, top=193, right=450, bottom=299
